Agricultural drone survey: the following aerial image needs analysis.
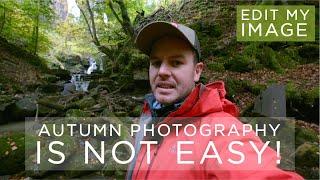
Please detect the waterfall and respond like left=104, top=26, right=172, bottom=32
left=70, top=74, right=90, bottom=92
left=86, top=57, right=97, bottom=75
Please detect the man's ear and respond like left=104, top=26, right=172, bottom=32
left=194, top=62, right=204, bottom=82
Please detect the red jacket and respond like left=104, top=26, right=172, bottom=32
left=130, top=82, right=303, bottom=180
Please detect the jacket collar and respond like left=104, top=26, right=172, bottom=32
left=143, top=81, right=239, bottom=123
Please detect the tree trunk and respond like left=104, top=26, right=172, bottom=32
left=108, top=0, right=134, bottom=39
left=32, top=0, right=40, bottom=55
left=0, top=3, right=6, bottom=34
left=78, top=0, right=116, bottom=58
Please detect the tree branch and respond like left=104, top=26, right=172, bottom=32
left=114, top=0, right=134, bottom=38
left=107, top=0, right=123, bottom=25
left=78, top=4, right=94, bottom=41
left=85, top=0, right=101, bottom=46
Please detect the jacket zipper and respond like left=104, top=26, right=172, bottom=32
left=145, top=142, right=162, bottom=179
left=135, top=147, right=147, bottom=179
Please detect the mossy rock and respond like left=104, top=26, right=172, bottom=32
left=225, top=55, right=255, bottom=72
left=101, top=153, right=128, bottom=179
left=66, top=109, right=91, bottom=117
left=295, top=125, right=318, bottom=147
left=15, top=96, right=37, bottom=113
left=0, top=95, right=16, bottom=111
left=294, top=142, right=319, bottom=167
left=63, top=140, right=103, bottom=178
left=76, top=96, right=96, bottom=109
left=296, top=166, right=319, bottom=180
left=286, top=86, right=319, bottom=124
left=0, top=133, right=25, bottom=175
left=25, top=126, right=77, bottom=177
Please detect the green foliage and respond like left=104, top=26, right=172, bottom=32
left=258, top=46, right=283, bottom=72
left=225, top=55, right=255, bottom=72
left=190, top=21, right=222, bottom=38
left=226, top=78, right=267, bottom=98
left=190, top=21, right=222, bottom=58
left=0, top=0, right=54, bottom=55
left=223, top=42, right=284, bottom=73
left=207, top=62, right=225, bottom=72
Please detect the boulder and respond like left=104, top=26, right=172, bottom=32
left=294, top=142, right=319, bottom=167
left=62, top=83, right=76, bottom=96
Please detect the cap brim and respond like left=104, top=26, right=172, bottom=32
left=135, top=21, right=191, bottom=56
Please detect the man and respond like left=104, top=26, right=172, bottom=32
left=127, top=21, right=302, bottom=180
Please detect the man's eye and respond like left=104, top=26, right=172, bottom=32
left=172, top=60, right=182, bottom=67
left=151, top=61, right=161, bottom=67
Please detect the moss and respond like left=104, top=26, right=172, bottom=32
left=0, top=133, right=25, bottom=175
left=66, top=109, right=91, bottom=117
left=276, top=51, right=298, bottom=69
left=286, top=85, right=319, bottom=123
left=295, top=142, right=319, bottom=167
left=258, top=47, right=283, bottom=72
left=225, top=55, right=255, bottom=72
left=301, top=87, right=319, bottom=106
left=247, top=84, right=267, bottom=95
left=76, top=96, right=96, bottom=110
left=295, top=126, right=318, bottom=147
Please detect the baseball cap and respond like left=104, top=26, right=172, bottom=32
left=135, top=21, right=201, bottom=60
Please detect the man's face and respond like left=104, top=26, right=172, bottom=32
left=149, top=37, right=203, bottom=105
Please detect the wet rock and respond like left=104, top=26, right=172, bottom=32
left=9, top=95, right=38, bottom=121
left=62, top=83, right=76, bottom=96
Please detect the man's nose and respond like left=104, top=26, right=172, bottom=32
left=158, top=63, right=171, bottom=78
